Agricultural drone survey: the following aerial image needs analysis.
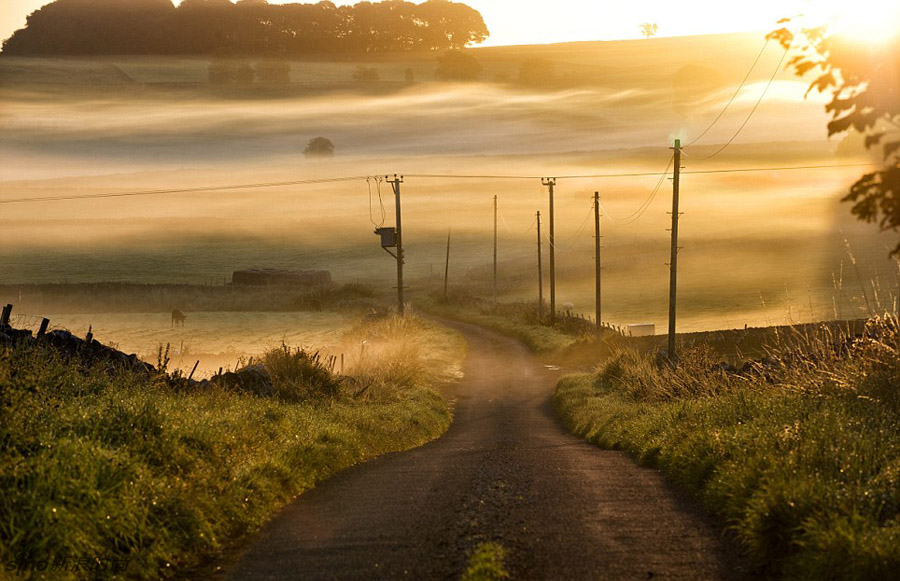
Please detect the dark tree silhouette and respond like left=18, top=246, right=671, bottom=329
left=769, top=23, right=900, bottom=255
left=2, top=0, right=489, bottom=56
left=2, top=0, right=176, bottom=55
left=304, top=137, right=335, bottom=158
left=435, top=49, right=482, bottom=81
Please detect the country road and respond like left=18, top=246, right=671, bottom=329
left=225, top=319, right=746, bottom=580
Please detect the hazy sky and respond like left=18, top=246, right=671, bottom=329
left=1, top=0, right=896, bottom=48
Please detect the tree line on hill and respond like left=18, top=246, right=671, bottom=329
left=1, top=0, right=489, bottom=56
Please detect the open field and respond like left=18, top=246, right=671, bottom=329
left=1, top=33, right=895, bottom=334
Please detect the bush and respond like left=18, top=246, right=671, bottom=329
left=303, top=136, right=334, bottom=158
left=261, top=345, right=342, bottom=401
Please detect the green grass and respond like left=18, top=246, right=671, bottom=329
left=461, top=542, right=510, bottom=581
left=0, top=314, right=460, bottom=580
left=554, top=319, right=900, bottom=580
left=417, top=290, right=588, bottom=354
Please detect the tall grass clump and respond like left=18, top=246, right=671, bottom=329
left=0, top=314, right=461, bottom=580
left=260, top=345, right=342, bottom=401
left=555, top=317, right=900, bottom=581
left=339, top=312, right=466, bottom=400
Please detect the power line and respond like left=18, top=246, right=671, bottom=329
left=601, top=155, right=674, bottom=225
left=0, top=163, right=880, bottom=206
left=684, top=38, right=771, bottom=148
left=0, top=175, right=370, bottom=205
left=683, top=162, right=877, bottom=175
left=699, top=44, right=791, bottom=160
left=405, top=162, right=877, bottom=181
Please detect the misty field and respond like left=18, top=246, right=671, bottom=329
left=1, top=34, right=895, bottom=333
left=9, top=311, right=352, bottom=378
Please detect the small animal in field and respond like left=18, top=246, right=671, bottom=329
left=171, top=309, right=186, bottom=327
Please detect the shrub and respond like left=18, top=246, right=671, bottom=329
left=303, top=136, right=334, bottom=158
left=261, top=345, right=342, bottom=401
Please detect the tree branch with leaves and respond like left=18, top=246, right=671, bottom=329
left=768, top=21, right=900, bottom=254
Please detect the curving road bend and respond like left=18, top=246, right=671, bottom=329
left=225, top=319, right=746, bottom=581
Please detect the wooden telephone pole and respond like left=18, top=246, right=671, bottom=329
left=443, top=229, right=451, bottom=300
left=667, top=141, right=682, bottom=358
left=493, top=194, right=498, bottom=304
left=387, top=174, right=405, bottom=315
left=594, top=191, right=602, bottom=330
left=537, top=210, right=543, bottom=320
left=542, top=178, right=557, bottom=323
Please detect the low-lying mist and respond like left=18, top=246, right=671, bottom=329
left=1, top=44, right=892, bottom=333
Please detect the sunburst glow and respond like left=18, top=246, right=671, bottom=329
left=801, top=0, right=900, bottom=46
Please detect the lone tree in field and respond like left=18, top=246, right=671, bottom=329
left=435, top=50, right=482, bottom=81
left=304, top=137, right=335, bottom=158
left=640, top=22, right=658, bottom=39
left=768, top=22, right=900, bottom=255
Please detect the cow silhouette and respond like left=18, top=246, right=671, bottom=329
left=171, top=309, right=186, bottom=327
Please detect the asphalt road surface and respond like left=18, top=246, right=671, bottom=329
left=225, top=319, right=746, bottom=580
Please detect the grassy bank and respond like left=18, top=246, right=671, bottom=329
left=0, top=314, right=462, bottom=580
left=554, top=319, right=900, bottom=580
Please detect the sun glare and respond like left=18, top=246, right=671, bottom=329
left=806, top=0, right=900, bottom=46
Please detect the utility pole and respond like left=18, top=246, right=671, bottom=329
left=542, top=178, right=557, bottom=323
left=668, top=140, right=682, bottom=358
left=387, top=174, right=405, bottom=315
left=537, top=210, right=543, bottom=320
left=594, top=191, right=602, bottom=330
left=493, top=194, right=498, bottom=304
left=443, top=228, right=451, bottom=301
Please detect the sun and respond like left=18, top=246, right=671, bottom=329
left=803, top=0, right=900, bottom=46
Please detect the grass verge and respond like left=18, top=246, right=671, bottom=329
left=417, top=292, right=586, bottom=354
left=461, top=542, right=510, bottom=581
left=554, top=320, right=900, bottom=580
left=0, top=314, right=461, bottom=581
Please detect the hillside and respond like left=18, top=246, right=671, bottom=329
left=0, top=31, right=774, bottom=93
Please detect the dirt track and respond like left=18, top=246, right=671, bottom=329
left=225, top=320, right=746, bottom=580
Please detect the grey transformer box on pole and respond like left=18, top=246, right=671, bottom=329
left=375, top=227, right=398, bottom=248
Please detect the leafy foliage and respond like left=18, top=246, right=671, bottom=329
left=303, top=136, right=334, bottom=158
left=2, top=0, right=489, bottom=56
left=640, top=22, right=658, bottom=39
left=768, top=24, right=900, bottom=255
